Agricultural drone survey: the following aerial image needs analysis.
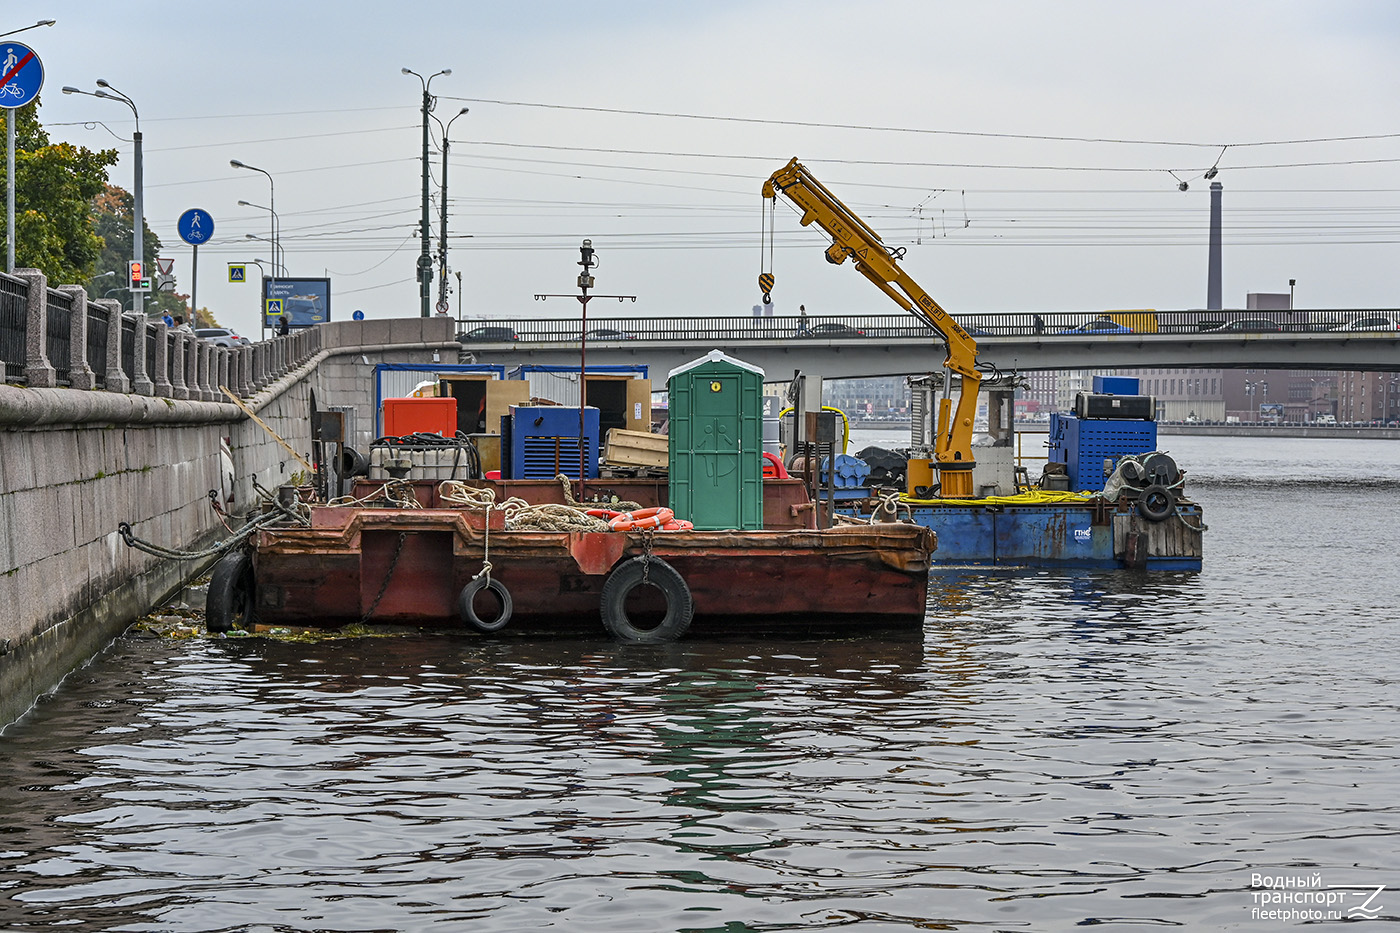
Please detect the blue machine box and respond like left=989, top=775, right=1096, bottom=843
left=1048, top=412, right=1158, bottom=492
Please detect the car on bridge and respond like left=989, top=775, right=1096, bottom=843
left=1329, top=316, right=1399, bottom=332
left=582, top=327, right=637, bottom=340
left=798, top=323, right=867, bottom=338
left=1206, top=318, right=1281, bottom=333
left=194, top=327, right=251, bottom=347
left=1057, top=318, right=1134, bottom=335
left=458, top=325, right=519, bottom=342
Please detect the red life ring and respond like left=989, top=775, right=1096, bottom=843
left=586, top=508, right=623, bottom=520
left=762, top=451, right=789, bottom=479
left=609, top=507, right=675, bottom=532
left=660, top=519, right=693, bottom=531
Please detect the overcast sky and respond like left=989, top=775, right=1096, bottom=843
left=10, top=0, right=1400, bottom=337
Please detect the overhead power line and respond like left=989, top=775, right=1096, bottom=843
left=446, top=96, right=1400, bottom=150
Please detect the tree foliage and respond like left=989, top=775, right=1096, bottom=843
left=0, top=100, right=116, bottom=283
left=88, top=184, right=191, bottom=318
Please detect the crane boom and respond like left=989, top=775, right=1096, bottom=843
left=763, top=157, right=983, bottom=498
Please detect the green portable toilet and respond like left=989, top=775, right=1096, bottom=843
left=668, top=350, right=765, bottom=530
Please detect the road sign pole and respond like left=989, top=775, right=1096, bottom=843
left=3, top=43, right=45, bottom=274
left=191, top=244, right=198, bottom=321
left=6, top=107, right=13, bottom=273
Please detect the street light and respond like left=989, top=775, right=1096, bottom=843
left=64, top=80, right=143, bottom=316
left=231, top=159, right=276, bottom=334
left=244, top=235, right=285, bottom=273
left=238, top=200, right=284, bottom=272
left=0, top=20, right=55, bottom=39
left=403, top=66, right=451, bottom=318
left=432, top=106, right=469, bottom=315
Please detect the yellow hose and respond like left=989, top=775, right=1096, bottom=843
left=901, top=489, right=1095, bottom=507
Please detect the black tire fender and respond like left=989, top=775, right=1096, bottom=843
left=600, top=556, right=693, bottom=644
left=458, top=576, right=513, bottom=632
left=207, top=549, right=255, bottom=633
left=1138, top=484, right=1175, bottom=522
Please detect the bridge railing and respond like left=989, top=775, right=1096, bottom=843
left=463, top=308, right=1399, bottom=343
left=0, top=269, right=322, bottom=400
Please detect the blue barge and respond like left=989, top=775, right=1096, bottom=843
left=810, top=375, right=1204, bottom=571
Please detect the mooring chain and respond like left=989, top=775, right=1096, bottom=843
left=361, top=531, right=409, bottom=625
left=116, top=495, right=306, bottom=563
left=640, top=528, right=656, bottom=584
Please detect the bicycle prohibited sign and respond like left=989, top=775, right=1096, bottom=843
left=0, top=43, right=43, bottom=109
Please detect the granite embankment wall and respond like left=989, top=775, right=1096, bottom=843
left=0, top=304, right=456, bottom=728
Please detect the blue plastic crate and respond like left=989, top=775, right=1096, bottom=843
left=1093, top=375, right=1141, bottom=395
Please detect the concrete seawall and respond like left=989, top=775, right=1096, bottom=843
left=0, top=317, right=457, bottom=729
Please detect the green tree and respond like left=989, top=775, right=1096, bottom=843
left=88, top=184, right=192, bottom=319
left=0, top=99, right=117, bottom=283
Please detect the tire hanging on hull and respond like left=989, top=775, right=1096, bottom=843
left=600, top=556, right=694, bottom=644
left=207, top=550, right=255, bottom=633
left=458, top=577, right=513, bottom=632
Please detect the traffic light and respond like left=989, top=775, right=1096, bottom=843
left=127, top=260, right=151, bottom=292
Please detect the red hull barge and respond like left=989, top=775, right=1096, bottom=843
left=242, top=502, right=934, bottom=638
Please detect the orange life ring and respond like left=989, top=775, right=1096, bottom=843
left=660, top=519, right=693, bottom=531
left=609, top=507, right=675, bottom=532
left=586, top=508, right=623, bottom=519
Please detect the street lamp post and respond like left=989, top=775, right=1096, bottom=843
left=244, top=235, right=284, bottom=273
left=230, top=160, right=276, bottom=336
left=403, top=67, right=451, bottom=318
left=0, top=20, right=55, bottom=40
left=63, top=79, right=141, bottom=316
left=238, top=200, right=283, bottom=272
left=434, top=106, right=468, bottom=315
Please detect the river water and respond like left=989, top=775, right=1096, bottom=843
left=2, top=434, right=1397, bottom=931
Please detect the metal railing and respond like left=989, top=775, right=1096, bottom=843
left=87, top=301, right=109, bottom=387
left=45, top=288, right=72, bottom=386
left=459, top=309, right=1400, bottom=344
left=0, top=269, right=321, bottom=399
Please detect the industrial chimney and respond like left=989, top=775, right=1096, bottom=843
left=1207, top=182, right=1223, bottom=310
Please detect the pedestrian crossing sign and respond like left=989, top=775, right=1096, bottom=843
left=265, top=299, right=283, bottom=315
left=228, top=264, right=246, bottom=283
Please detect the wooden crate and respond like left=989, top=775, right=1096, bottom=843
left=605, top=428, right=668, bottom=468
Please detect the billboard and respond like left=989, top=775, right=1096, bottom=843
left=263, top=277, right=330, bottom=329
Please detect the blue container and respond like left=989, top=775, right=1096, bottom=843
left=505, top=405, right=600, bottom=479
left=1093, top=375, right=1140, bottom=395
left=1048, top=412, right=1157, bottom=492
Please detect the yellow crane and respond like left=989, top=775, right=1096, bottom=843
left=762, top=157, right=983, bottom=498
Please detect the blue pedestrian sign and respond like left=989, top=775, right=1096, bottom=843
left=0, top=43, right=43, bottom=109
left=266, top=299, right=283, bottom=315
left=178, top=208, right=214, bottom=245
left=228, top=264, right=246, bottom=283
left=352, top=310, right=365, bottom=321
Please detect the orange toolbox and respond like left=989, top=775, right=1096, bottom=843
left=382, top=397, right=458, bottom=437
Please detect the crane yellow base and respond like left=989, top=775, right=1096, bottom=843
left=906, top=457, right=978, bottom=498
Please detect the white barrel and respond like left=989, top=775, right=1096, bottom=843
left=763, top=414, right=781, bottom=457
